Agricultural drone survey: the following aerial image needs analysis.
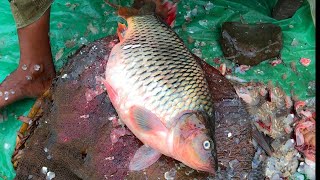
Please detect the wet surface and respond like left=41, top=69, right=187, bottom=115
left=220, top=22, right=282, bottom=66
left=14, top=36, right=255, bottom=179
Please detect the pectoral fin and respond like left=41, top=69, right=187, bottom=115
left=129, top=145, right=162, bottom=171
left=130, top=106, right=167, bottom=133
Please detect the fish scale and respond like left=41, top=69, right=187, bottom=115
left=107, top=14, right=213, bottom=128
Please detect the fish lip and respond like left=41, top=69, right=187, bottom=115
left=185, top=160, right=215, bottom=174
left=202, top=166, right=215, bottom=174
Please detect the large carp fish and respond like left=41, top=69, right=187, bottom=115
left=103, top=0, right=217, bottom=173
left=103, top=0, right=270, bottom=174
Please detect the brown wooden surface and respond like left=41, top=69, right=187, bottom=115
left=14, top=36, right=256, bottom=180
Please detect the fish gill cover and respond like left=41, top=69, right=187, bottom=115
left=0, top=0, right=315, bottom=179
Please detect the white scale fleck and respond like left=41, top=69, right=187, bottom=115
left=108, top=116, right=115, bottom=121
left=191, top=7, right=198, bottom=16
left=47, top=155, right=53, bottom=160
left=41, top=167, right=48, bottom=174
left=105, top=156, right=114, bottom=160
left=22, top=64, right=28, bottom=71
left=80, top=114, right=90, bottom=118
left=200, top=41, right=206, bottom=47
left=228, top=132, right=232, bottom=138
left=199, top=20, right=208, bottom=27
left=205, top=1, right=214, bottom=10
left=34, top=64, right=41, bottom=71
left=184, top=11, right=191, bottom=21
left=4, top=143, right=10, bottom=149
left=291, top=38, right=299, bottom=46
left=4, top=91, right=9, bottom=101
left=164, top=168, right=177, bottom=180
left=26, top=75, right=32, bottom=81
left=79, top=37, right=88, bottom=45
left=194, top=40, right=200, bottom=47
left=185, top=169, right=194, bottom=176
left=46, top=171, right=56, bottom=180
left=61, top=74, right=68, bottom=79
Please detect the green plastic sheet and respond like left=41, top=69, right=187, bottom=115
left=0, top=0, right=315, bottom=179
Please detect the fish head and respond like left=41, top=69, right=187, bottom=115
left=171, top=112, right=216, bottom=174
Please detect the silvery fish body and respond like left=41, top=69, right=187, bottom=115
left=104, top=3, right=216, bottom=173
left=107, top=15, right=214, bottom=126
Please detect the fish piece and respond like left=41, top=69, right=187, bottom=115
left=104, top=1, right=216, bottom=174
left=295, top=117, right=315, bottom=162
left=300, top=57, right=311, bottom=66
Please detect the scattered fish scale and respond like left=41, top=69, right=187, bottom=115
left=234, top=81, right=315, bottom=179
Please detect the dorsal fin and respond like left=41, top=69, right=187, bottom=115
left=105, top=0, right=177, bottom=27
left=105, top=0, right=156, bottom=18
left=117, top=7, right=141, bottom=18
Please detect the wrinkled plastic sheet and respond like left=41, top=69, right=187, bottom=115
left=0, top=0, right=315, bottom=179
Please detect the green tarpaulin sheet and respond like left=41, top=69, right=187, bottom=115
left=0, top=0, right=315, bottom=179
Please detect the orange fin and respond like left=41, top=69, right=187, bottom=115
left=118, top=7, right=140, bottom=18
left=129, top=145, right=162, bottom=171
left=117, top=22, right=127, bottom=42
left=117, top=2, right=155, bottom=18
left=105, top=0, right=177, bottom=27
left=105, top=0, right=141, bottom=18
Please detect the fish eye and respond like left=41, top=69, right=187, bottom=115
left=203, top=140, right=211, bottom=150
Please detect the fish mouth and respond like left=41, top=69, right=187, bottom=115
left=200, top=166, right=215, bottom=174
left=183, top=159, right=215, bottom=174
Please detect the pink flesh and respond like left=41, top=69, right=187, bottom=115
left=300, top=58, right=311, bottom=66
left=295, top=119, right=315, bottom=161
